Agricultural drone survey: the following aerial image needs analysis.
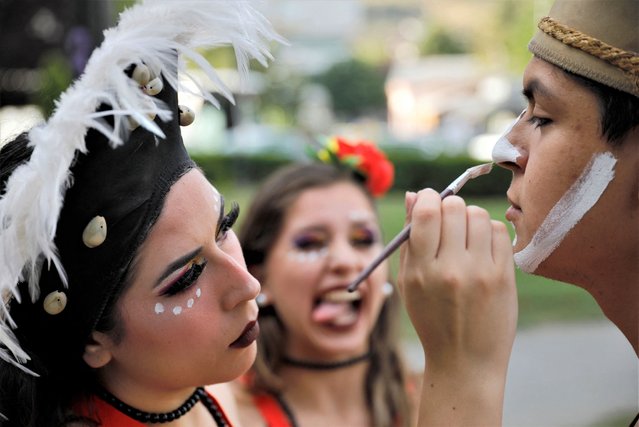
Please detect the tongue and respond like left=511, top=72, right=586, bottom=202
left=312, top=301, right=357, bottom=326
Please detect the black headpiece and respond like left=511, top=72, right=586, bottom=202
left=0, top=0, right=284, bottom=376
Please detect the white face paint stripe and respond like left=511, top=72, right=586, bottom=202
left=491, top=110, right=525, bottom=164
left=514, top=152, right=617, bottom=273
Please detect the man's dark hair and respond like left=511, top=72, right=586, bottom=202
left=564, top=70, right=639, bottom=145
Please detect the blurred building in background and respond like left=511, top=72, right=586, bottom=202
left=2, top=0, right=534, bottom=159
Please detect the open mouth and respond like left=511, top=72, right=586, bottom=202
left=311, top=289, right=363, bottom=328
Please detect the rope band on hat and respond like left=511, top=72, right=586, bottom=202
left=538, top=16, right=639, bottom=84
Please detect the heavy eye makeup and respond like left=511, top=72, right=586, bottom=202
left=155, top=198, right=240, bottom=297
left=292, top=225, right=379, bottom=252
left=293, top=230, right=327, bottom=251
left=159, top=256, right=207, bottom=296
left=216, top=200, right=240, bottom=243
left=350, top=226, right=378, bottom=248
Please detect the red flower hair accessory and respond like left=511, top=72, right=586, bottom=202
left=316, top=136, right=394, bottom=197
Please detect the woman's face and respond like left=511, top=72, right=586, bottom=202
left=262, top=182, right=388, bottom=361
left=496, top=57, right=638, bottom=282
left=97, top=170, right=260, bottom=392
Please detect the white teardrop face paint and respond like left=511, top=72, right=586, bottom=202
left=491, top=110, right=525, bottom=164
left=514, top=151, right=617, bottom=273
left=154, top=287, right=203, bottom=316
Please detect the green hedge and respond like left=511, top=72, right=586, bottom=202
left=190, top=152, right=511, bottom=197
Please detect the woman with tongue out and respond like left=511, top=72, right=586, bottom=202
left=231, top=137, right=414, bottom=427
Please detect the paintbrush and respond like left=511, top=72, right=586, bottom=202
left=347, top=162, right=494, bottom=292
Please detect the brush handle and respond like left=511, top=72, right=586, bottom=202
left=347, top=187, right=454, bottom=292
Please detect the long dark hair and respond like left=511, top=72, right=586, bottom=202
left=238, top=162, right=411, bottom=427
left=0, top=134, right=123, bottom=427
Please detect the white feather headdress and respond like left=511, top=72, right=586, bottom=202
left=0, top=0, right=284, bottom=374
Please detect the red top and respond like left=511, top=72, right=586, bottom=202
left=251, top=393, right=294, bottom=427
left=74, top=386, right=232, bottom=426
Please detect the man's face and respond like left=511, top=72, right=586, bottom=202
left=494, top=57, right=638, bottom=285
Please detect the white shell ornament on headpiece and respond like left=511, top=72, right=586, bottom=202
left=132, top=63, right=151, bottom=86
left=179, top=105, right=195, bottom=126
left=144, top=77, right=164, bottom=96
left=43, top=291, right=67, bottom=315
left=82, top=216, right=107, bottom=248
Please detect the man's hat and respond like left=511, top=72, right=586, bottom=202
left=0, top=0, right=284, bottom=376
left=528, top=0, right=639, bottom=97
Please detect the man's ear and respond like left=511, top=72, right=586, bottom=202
left=82, top=331, right=113, bottom=369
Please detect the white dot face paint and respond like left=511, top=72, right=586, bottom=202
left=287, top=247, right=328, bottom=264
left=154, top=303, right=165, bottom=314
left=514, top=151, right=617, bottom=273
left=491, top=110, right=525, bottom=164
left=154, top=287, right=203, bottom=316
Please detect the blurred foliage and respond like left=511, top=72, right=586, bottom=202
left=192, top=151, right=510, bottom=197
left=256, top=68, right=305, bottom=127
left=381, top=146, right=511, bottom=195
left=495, top=0, right=538, bottom=72
left=191, top=152, right=292, bottom=186
left=311, top=58, right=387, bottom=119
left=419, top=25, right=469, bottom=55
left=33, top=51, right=73, bottom=118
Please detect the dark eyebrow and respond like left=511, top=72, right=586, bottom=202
left=155, top=246, right=203, bottom=286
left=522, top=78, right=554, bottom=103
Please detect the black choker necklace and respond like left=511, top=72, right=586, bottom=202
left=97, top=386, right=228, bottom=425
left=282, top=351, right=372, bottom=371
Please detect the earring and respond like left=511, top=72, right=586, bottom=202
left=256, top=293, right=269, bottom=308
left=382, top=282, right=394, bottom=297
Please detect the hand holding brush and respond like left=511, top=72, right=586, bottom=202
left=348, top=162, right=494, bottom=292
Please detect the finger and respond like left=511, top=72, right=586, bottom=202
left=438, top=195, right=467, bottom=258
left=404, top=191, right=418, bottom=223
left=399, top=191, right=418, bottom=270
left=491, top=220, right=515, bottom=270
left=407, top=188, right=442, bottom=261
left=399, top=191, right=418, bottom=297
left=466, top=205, right=493, bottom=262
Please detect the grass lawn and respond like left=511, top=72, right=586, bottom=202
left=219, top=183, right=606, bottom=339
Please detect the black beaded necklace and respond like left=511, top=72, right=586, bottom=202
left=282, top=351, right=371, bottom=371
left=97, top=386, right=228, bottom=425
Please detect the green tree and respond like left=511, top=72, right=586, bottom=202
left=312, top=58, right=386, bottom=119
left=419, top=25, right=469, bottom=55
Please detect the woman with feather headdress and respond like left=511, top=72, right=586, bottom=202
left=0, top=1, right=283, bottom=425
